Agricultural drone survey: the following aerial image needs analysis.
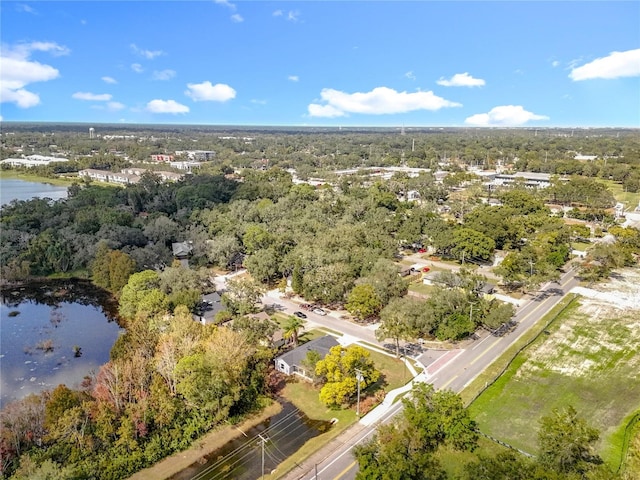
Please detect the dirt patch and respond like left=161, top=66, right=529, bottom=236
left=520, top=269, right=640, bottom=379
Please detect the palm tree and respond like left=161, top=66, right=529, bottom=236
left=283, top=316, right=305, bottom=348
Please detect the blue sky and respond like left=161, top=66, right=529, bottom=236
left=1, top=1, right=639, bottom=127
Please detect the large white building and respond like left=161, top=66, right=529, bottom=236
left=1, top=155, right=69, bottom=168
left=491, top=171, right=552, bottom=189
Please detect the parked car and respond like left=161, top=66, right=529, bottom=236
left=313, top=308, right=327, bottom=316
left=293, top=311, right=307, bottom=319
left=300, top=303, right=312, bottom=310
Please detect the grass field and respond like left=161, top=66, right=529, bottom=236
left=0, top=170, right=77, bottom=186
left=468, top=270, right=640, bottom=471
left=601, top=179, right=640, bottom=210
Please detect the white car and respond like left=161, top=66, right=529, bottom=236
left=313, top=308, right=327, bottom=316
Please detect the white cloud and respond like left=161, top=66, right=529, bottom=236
left=72, top=92, right=112, bottom=101
left=288, top=75, right=299, bottom=82
left=405, top=71, right=416, bottom=81
left=102, top=76, right=117, bottom=84
left=131, top=63, right=143, bottom=73
left=91, top=101, right=125, bottom=112
left=464, top=105, right=548, bottom=126
left=215, top=0, right=236, bottom=9
left=437, top=72, right=485, bottom=87
left=274, top=9, right=300, bottom=21
left=12, top=41, right=70, bottom=58
left=308, top=104, right=346, bottom=118
left=569, top=48, right=640, bottom=81
left=0, top=87, right=40, bottom=108
left=231, top=14, right=244, bottom=23
left=551, top=60, right=560, bottom=68
left=16, top=4, right=37, bottom=14
left=307, top=86, right=461, bottom=117
left=251, top=99, right=267, bottom=105
left=107, top=101, right=125, bottom=111
left=0, top=41, right=68, bottom=108
left=185, top=81, right=236, bottom=102
left=146, top=99, right=189, bottom=114
left=152, top=69, right=176, bottom=81
left=130, top=44, right=164, bottom=60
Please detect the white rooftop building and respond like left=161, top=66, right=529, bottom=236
left=1, top=155, right=69, bottom=168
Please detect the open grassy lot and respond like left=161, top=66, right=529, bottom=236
left=468, top=270, right=640, bottom=471
left=435, top=436, right=511, bottom=478
left=601, top=179, right=640, bottom=210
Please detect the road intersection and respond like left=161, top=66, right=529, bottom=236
left=275, top=267, right=580, bottom=480
left=212, top=266, right=580, bottom=480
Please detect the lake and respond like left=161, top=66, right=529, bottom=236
left=0, top=280, right=122, bottom=408
left=0, top=177, right=69, bottom=207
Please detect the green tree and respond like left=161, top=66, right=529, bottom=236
left=119, top=270, right=169, bottom=320
left=346, top=284, right=383, bottom=321
left=91, top=242, right=136, bottom=293
left=538, top=405, right=601, bottom=475
left=451, top=227, right=496, bottom=263
left=221, top=277, right=264, bottom=316
left=359, top=259, right=408, bottom=306
left=354, top=423, right=446, bottom=480
left=376, top=297, right=421, bottom=356
left=282, top=315, right=305, bottom=347
left=354, top=383, right=477, bottom=479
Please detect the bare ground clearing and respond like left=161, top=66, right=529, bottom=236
left=470, top=269, right=640, bottom=468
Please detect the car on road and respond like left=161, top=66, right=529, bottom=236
left=300, top=303, right=312, bottom=310
left=313, top=308, right=327, bottom=316
left=293, top=311, right=307, bottom=319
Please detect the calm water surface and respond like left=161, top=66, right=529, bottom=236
left=0, top=282, right=122, bottom=408
left=0, top=177, right=68, bottom=206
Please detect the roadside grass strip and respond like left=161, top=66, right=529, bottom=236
left=467, top=291, right=640, bottom=470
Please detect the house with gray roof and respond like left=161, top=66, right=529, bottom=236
left=274, top=335, right=339, bottom=378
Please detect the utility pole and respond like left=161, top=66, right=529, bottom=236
left=258, top=433, right=268, bottom=479
left=355, top=369, right=364, bottom=417
left=529, top=260, right=534, bottom=277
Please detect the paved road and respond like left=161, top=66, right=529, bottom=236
left=278, top=267, right=580, bottom=480
left=262, top=290, right=381, bottom=346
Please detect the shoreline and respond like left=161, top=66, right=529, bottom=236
left=0, top=169, right=77, bottom=187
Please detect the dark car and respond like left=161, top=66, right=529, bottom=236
left=294, top=311, right=307, bottom=319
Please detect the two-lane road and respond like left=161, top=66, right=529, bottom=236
left=281, top=268, right=579, bottom=480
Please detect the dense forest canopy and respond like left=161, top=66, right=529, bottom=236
left=1, top=125, right=639, bottom=479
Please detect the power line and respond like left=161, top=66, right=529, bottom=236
left=191, top=407, right=310, bottom=480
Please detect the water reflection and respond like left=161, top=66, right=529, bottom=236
left=172, top=400, right=332, bottom=480
left=0, top=280, right=122, bottom=408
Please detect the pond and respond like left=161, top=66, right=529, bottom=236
left=0, top=280, right=121, bottom=408
left=0, top=177, right=68, bottom=207
left=171, top=400, right=333, bottom=480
